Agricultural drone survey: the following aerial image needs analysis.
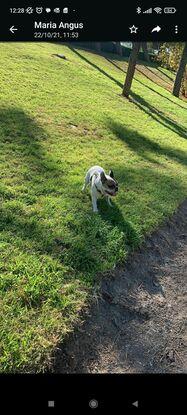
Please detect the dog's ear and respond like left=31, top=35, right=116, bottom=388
left=100, top=171, right=107, bottom=184
left=109, top=169, right=114, bottom=179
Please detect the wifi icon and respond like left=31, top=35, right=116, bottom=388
left=154, top=7, right=162, bottom=14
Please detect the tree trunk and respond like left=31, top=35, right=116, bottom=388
left=184, top=69, right=187, bottom=98
left=172, top=42, right=187, bottom=97
left=122, top=43, right=140, bottom=98
left=142, top=42, right=149, bottom=62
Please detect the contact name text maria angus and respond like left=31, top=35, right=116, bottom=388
left=34, top=22, right=84, bottom=30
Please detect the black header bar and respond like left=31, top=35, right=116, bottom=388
left=0, top=1, right=186, bottom=42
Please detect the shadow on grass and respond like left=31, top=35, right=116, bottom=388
left=0, top=107, right=66, bottom=254
left=105, top=56, right=187, bottom=111
left=133, top=78, right=187, bottom=111
left=68, top=45, right=187, bottom=116
left=107, top=118, right=187, bottom=166
left=105, top=57, right=126, bottom=73
left=1, top=107, right=186, bottom=276
left=69, top=155, right=187, bottom=277
left=129, top=92, right=187, bottom=141
left=105, top=57, right=172, bottom=90
left=157, top=67, right=175, bottom=82
left=67, top=44, right=187, bottom=110
left=138, top=64, right=172, bottom=86
left=98, top=198, right=140, bottom=247
left=68, top=45, right=123, bottom=88
left=0, top=107, right=132, bottom=276
left=0, top=107, right=61, bottom=176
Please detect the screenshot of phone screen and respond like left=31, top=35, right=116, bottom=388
left=0, top=1, right=186, bottom=413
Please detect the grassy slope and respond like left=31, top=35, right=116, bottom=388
left=0, top=43, right=187, bottom=372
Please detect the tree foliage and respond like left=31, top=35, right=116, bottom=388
left=156, top=43, right=187, bottom=97
left=156, top=43, right=184, bottom=71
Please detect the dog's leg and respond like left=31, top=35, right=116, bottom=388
left=82, top=173, right=90, bottom=192
left=91, top=193, right=98, bottom=213
left=91, top=176, right=98, bottom=212
left=82, top=182, right=87, bottom=192
left=107, top=196, right=112, bottom=207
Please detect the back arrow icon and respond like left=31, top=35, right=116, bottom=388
left=10, top=26, right=18, bottom=34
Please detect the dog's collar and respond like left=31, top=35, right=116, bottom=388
left=94, top=183, right=113, bottom=196
left=90, top=174, right=104, bottom=195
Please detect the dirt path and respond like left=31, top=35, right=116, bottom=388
left=54, top=200, right=187, bottom=373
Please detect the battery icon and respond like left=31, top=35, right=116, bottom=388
left=164, top=7, right=177, bottom=14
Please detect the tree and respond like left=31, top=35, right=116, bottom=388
left=155, top=42, right=187, bottom=97
left=182, top=69, right=187, bottom=98
left=173, top=42, right=187, bottom=97
left=155, top=42, right=184, bottom=71
left=142, top=42, right=149, bottom=62
left=122, top=43, right=140, bottom=98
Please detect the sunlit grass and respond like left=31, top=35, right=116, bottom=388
left=0, top=42, right=187, bottom=372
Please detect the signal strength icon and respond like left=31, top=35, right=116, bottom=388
left=154, top=7, right=162, bottom=14
left=143, top=7, right=152, bottom=14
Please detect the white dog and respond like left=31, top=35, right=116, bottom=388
left=82, top=166, right=118, bottom=212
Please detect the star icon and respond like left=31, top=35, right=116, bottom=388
left=129, top=25, right=138, bottom=33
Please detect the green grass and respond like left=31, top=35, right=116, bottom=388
left=0, top=42, right=187, bottom=372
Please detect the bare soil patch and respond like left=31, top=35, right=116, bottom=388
left=54, top=200, right=187, bottom=373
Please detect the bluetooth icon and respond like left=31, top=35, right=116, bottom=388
left=136, top=7, right=141, bottom=14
